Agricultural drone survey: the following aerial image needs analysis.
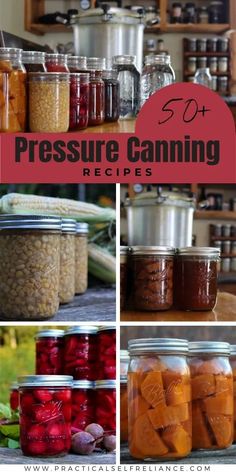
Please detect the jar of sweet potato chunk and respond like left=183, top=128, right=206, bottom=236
left=128, top=338, right=191, bottom=460
left=75, top=223, right=89, bottom=295
left=131, top=246, right=175, bottom=311
left=229, top=345, right=236, bottom=443
left=59, top=219, right=76, bottom=304
left=0, top=47, right=26, bottom=132
left=189, top=341, right=233, bottom=450
left=0, top=215, right=61, bottom=320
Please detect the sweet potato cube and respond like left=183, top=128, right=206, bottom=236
left=192, top=401, right=212, bottom=450
left=148, top=403, right=189, bottom=429
left=204, top=391, right=233, bottom=416
left=215, top=375, right=233, bottom=395
left=141, top=371, right=165, bottom=407
left=131, top=413, right=168, bottom=457
left=165, top=382, right=191, bottom=406
left=162, top=425, right=191, bottom=455
left=192, top=374, right=215, bottom=399
left=129, top=395, right=150, bottom=425
left=128, top=372, right=146, bottom=399
left=208, top=414, right=233, bottom=448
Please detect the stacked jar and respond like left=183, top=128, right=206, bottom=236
left=9, top=382, right=19, bottom=411
left=98, top=326, right=116, bottom=379
left=64, top=326, right=98, bottom=380
left=35, top=330, right=65, bottom=375
left=120, top=350, right=129, bottom=442
left=72, top=380, right=95, bottom=431
left=59, top=219, right=76, bottom=304
left=86, top=57, right=105, bottom=126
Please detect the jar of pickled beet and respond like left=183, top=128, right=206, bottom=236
left=72, top=380, right=95, bottom=431
left=59, top=219, right=76, bottom=304
left=189, top=341, right=233, bottom=450
left=102, top=70, right=120, bottom=122
left=68, top=56, right=87, bottom=72
left=95, top=380, right=116, bottom=433
left=0, top=215, right=61, bottom=320
left=131, top=246, right=175, bottom=311
left=174, top=247, right=220, bottom=311
left=0, top=47, right=26, bottom=132
left=75, top=223, right=89, bottom=295
left=230, top=345, right=236, bottom=443
left=120, top=377, right=128, bottom=442
left=69, top=73, right=90, bottom=131
left=98, top=326, right=116, bottom=379
left=45, top=53, right=69, bottom=72
left=128, top=338, right=191, bottom=460
left=10, top=382, right=19, bottom=411
left=18, top=375, right=73, bottom=457
left=64, top=326, right=98, bottom=380
left=35, top=329, right=65, bottom=375
left=120, top=247, right=128, bottom=311
left=87, top=57, right=105, bottom=126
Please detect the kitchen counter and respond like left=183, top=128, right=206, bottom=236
left=121, top=291, right=236, bottom=322
left=80, top=120, right=135, bottom=134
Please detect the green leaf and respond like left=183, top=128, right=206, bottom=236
left=0, top=424, right=20, bottom=440
left=8, top=438, right=20, bottom=449
left=0, top=436, right=8, bottom=447
left=0, top=403, right=11, bottom=420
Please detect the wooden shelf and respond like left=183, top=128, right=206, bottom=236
left=184, top=51, right=230, bottom=57
left=211, top=236, right=236, bottom=241
left=163, top=23, right=230, bottom=34
left=194, top=211, right=236, bottom=220
left=28, top=23, right=72, bottom=35
left=184, top=71, right=230, bottom=77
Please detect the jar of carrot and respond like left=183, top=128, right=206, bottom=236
left=230, top=344, right=236, bottom=443
left=189, top=341, right=233, bottom=450
left=128, top=338, right=191, bottom=460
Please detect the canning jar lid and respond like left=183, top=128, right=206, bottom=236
left=67, top=55, right=87, bottom=68
left=18, top=375, right=73, bottom=387
left=61, top=218, right=77, bottom=233
left=189, top=341, right=230, bottom=355
left=45, top=53, right=68, bottom=61
left=35, top=329, right=65, bottom=339
left=95, top=380, right=116, bottom=389
left=10, top=381, right=18, bottom=389
left=22, top=51, right=46, bottom=63
left=177, top=247, right=220, bottom=257
left=230, top=345, right=236, bottom=355
left=76, top=222, right=89, bottom=234
left=129, top=338, right=188, bottom=355
left=120, top=349, right=129, bottom=360
left=73, top=380, right=94, bottom=389
left=0, top=47, right=22, bottom=58
left=29, top=72, right=70, bottom=82
left=98, top=325, right=116, bottom=332
left=87, top=57, right=106, bottom=70
left=113, top=55, right=136, bottom=65
left=120, top=246, right=129, bottom=255
left=65, top=326, right=98, bottom=335
left=0, top=214, right=62, bottom=231
left=131, top=246, right=175, bottom=256
left=120, top=376, right=127, bottom=384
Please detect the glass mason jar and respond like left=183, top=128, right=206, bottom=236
left=209, top=57, right=218, bottom=74
left=59, top=219, right=76, bottom=304
left=218, top=38, right=229, bottom=53
left=72, top=380, right=95, bottom=431
left=102, top=70, right=120, bottom=122
left=141, top=55, right=175, bottom=107
left=209, top=1, right=224, bottom=23
left=95, top=380, right=116, bottom=432
left=197, top=57, right=207, bottom=69
left=187, top=57, right=197, bottom=73
left=218, top=76, right=228, bottom=94
left=75, top=223, right=89, bottom=295
left=211, top=75, right=218, bottom=91
left=120, top=377, right=128, bottom=442
left=98, top=326, right=116, bottom=379
left=187, top=38, right=197, bottom=52
left=112, top=55, right=140, bottom=119
left=22, top=51, right=46, bottom=73
left=0, top=215, right=61, bottom=320
left=64, top=326, right=98, bottom=380
left=230, top=345, right=236, bottom=442
left=218, top=57, right=228, bottom=73
left=197, top=38, right=207, bottom=52
left=18, top=375, right=73, bottom=457
left=222, top=224, right=231, bottom=237
left=120, top=246, right=128, bottom=311
left=189, top=341, right=233, bottom=450
left=29, top=72, right=70, bottom=132
left=69, top=73, right=90, bottom=131
left=120, top=350, right=130, bottom=377
left=35, top=329, right=65, bottom=375
left=45, top=53, right=69, bottom=72
left=10, top=382, right=19, bottom=411
left=174, top=247, right=220, bottom=311
left=131, top=246, right=175, bottom=311
left=171, top=2, right=183, bottom=23
left=0, top=47, right=26, bottom=132
left=87, top=57, right=105, bottom=126
left=194, top=68, right=212, bottom=88
left=67, top=56, right=87, bottom=72
left=207, top=38, right=218, bottom=53
left=128, top=338, right=191, bottom=460
left=198, top=7, right=209, bottom=24
left=184, top=2, right=196, bottom=23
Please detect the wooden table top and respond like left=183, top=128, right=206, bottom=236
left=0, top=448, right=115, bottom=464
left=121, top=291, right=236, bottom=322
left=80, top=120, right=135, bottom=134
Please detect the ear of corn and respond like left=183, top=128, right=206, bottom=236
left=88, top=243, right=116, bottom=284
left=0, top=193, right=116, bottom=223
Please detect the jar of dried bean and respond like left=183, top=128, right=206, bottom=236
left=95, top=380, right=116, bottom=433
left=18, top=375, right=73, bottom=457
left=59, top=219, right=76, bottom=304
left=0, top=215, right=61, bottom=320
left=120, top=377, right=128, bottom=442
left=131, top=246, right=175, bottom=311
left=29, top=72, right=70, bottom=132
left=120, top=246, right=128, bottom=311
left=230, top=345, right=236, bottom=443
left=64, top=326, right=98, bottom=380
left=75, top=222, right=89, bottom=295
left=102, top=70, right=120, bottom=122
left=35, top=329, right=65, bottom=375
left=10, top=382, right=19, bottom=411
left=0, top=47, right=26, bottom=132
left=69, top=73, right=90, bottom=131
left=189, top=341, right=233, bottom=450
left=72, top=380, right=95, bottom=431
left=98, top=326, right=116, bottom=379
left=128, top=338, right=191, bottom=459
left=174, top=247, right=220, bottom=311
left=45, top=53, right=69, bottom=72
left=68, top=56, right=87, bottom=72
